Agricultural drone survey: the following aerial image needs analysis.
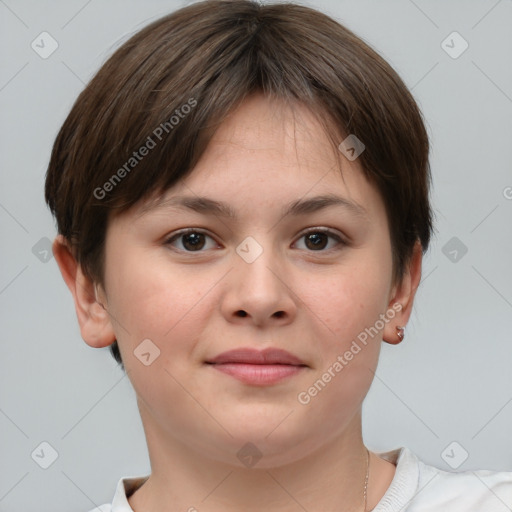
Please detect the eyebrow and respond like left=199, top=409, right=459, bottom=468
left=139, top=193, right=368, bottom=220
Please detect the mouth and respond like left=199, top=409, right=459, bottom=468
left=205, top=348, right=308, bottom=386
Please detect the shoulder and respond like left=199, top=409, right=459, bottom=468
left=414, top=456, right=512, bottom=511
left=374, top=446, right=512, bottom=512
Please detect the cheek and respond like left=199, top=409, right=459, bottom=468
left=293, top=258, right=389, bottom=433
left=104, top=247, right=214, bottom=354
left=308, top=255, right=392, bottom=342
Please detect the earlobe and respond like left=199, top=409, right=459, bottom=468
left=52, top=235, right=116, bottom=348
left=383, top=240, right=423, bottom=345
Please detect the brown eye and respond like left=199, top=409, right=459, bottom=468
left=165, top=230, right=217, bottom=252
left=295, top=229, right=345, bottom=252
left=304, top=232, right=329, bottom=250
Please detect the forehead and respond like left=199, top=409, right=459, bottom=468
left=131, top=94, right=386, bottom=225
left=206, top=93, right=337, bottom=166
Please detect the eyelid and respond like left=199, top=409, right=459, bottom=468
left=164, top=228, right=219, bottom=249
left=293, top=227, right=347, bottom=251
left=295, top=226, right=346, bottom=242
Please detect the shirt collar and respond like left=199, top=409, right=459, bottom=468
left=109, top=447, right=419, bottom=511
left=111, top=474, right=149, bottom=511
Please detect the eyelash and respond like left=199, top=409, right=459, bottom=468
left=164, top=228, right=346, bottom=254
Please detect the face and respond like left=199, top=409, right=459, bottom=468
left=97, top=94, right=402, bottom=468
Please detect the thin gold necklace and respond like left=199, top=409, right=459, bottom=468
left=363, top=448, right=370, bottom=512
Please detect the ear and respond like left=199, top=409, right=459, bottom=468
left=383, top=240, right=423, bottom=345
left=52, top=234, right=116, bottom=348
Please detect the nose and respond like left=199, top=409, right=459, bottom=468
left=220, top=237, right=297, bottom=328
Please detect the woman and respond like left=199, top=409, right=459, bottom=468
left=45, top=1, right=512, bottom=510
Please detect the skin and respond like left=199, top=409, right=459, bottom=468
left=54, top=93, right=422, bottom=512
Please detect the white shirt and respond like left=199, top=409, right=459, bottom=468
left=88, top=446, right=512, bottom=511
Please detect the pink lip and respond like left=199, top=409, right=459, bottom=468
left=206, top=348, right=308, bottom=386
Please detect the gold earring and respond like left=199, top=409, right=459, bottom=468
left=396, top=326, right=405, bottom=341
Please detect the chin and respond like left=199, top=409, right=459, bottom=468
left=204, top=421, right=319, bottom=469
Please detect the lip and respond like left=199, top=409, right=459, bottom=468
left=205, top=348, right=308, bottom=386
left=206, top=348, right=306, bottom=365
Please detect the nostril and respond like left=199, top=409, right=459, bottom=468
left=235, top=310, right=285, bottom=318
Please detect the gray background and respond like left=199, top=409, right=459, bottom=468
left=1, top=0, right=511, bottom=511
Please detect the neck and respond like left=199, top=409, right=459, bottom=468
left=129, top=405, right=372, bottom=512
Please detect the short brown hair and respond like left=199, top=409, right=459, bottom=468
left=45, top=0, right=435, bottom=370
